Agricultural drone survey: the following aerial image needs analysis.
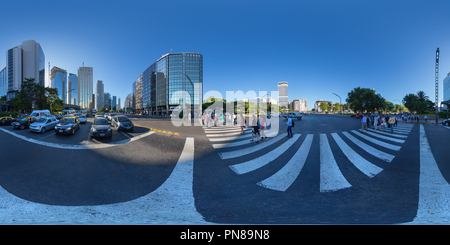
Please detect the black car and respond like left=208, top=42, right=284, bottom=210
left=11, top=116, right=37, bottom=130
left=111, top=115, right=134, bottom=131
left=55, top=116, right=80, bottom=135
left=90, top=118, right=112, bottom=138
left=443, top=119, right=450, bottom=126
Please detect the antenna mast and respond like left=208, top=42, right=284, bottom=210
left=435, top=48, right=439, bottom=123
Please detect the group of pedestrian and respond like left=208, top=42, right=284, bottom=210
left=361, top=113, right=398, bottom=133
left=249, top=115, right=269, bottom=143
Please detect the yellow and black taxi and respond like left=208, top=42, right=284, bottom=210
left=0, top=116, right=16, bottom=126
left=54, top=116, right=80, bottom=135
left=11, top=116, right=37, bottom=130
left=94, top=112, right=104, bottom=118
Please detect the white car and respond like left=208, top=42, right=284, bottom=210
left=29, top=116, right=59, bottom=133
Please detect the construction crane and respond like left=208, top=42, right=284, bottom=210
left=435, top=48, right=439, bottom=123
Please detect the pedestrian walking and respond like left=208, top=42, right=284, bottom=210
left=374, top=114, right=378, bottom=130
left=250, top=115, right=260, bottom=143
left=286, top=115, right=293, bottom=138
left=260, top=114, right=268, bottom=140
left=239, top=114, right=245, bottom=134
left=361, top=114, right=368, bottom=132
left=380, top=117, right=385, bottom=131
left=389, top=115, right=396, bottom=133
left=424, top=115, right=428, bottom=123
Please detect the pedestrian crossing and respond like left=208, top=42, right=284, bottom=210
left=203, top=123, right=414, bottom=193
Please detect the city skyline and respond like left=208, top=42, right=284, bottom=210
left=1, top=0, right=450, bottom=110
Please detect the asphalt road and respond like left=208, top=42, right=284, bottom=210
left=0, top=114, right=449, bottom=224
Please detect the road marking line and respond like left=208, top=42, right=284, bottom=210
left=229, top=134, right=301, bottom=175
left=0, top=136, right=207, bottom=224
left=342, top=132, right=395, bottom=162
left=413, top=124, right=450, bottom=223
left=257, top=134, right=313, bottom=191
left=350, top=130, right=401, bottom=151
left=0, top=127, right=154, bottom=150
left=219, top=132, right=286, bottom=160
left=319, top=134, right=352, bottom=192
left=331, top=133, right=383, bottom=178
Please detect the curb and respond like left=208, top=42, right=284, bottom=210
left=134, top=124, right=181, bottom=136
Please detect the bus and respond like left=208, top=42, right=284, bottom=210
left=62, top=109, right=76, bottom=116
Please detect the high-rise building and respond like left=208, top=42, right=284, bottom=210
left=78, top=66, right=93, bottom=110
left=5, top=40, right=45, bottom=100
left=444, top=72, right=450, bottom=102
left=117, top=97, right=121, bottom=111
left=104, top=92, right=110, bottom=110
left=112, top=96, right=116, bottom=110
left=95, top=80, right=104, bottom=110
left=135, top=52, right=203, bottom=115
left=68, top=73, right=78, bottom=105
left=51, top=66, right=68, bottom=103
left=278, top=81, right=288, bottom=109
left=125, top=94, right=132, bottom=111
left=0, top=67, right=6, bottom=98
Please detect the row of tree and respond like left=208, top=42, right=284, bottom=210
left=7, top=78, right=64, bottom=113
left=346, top=87, right=434, bottom=114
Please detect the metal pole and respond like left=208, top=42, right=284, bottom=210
left=333, top=93, right=341, bottom=115
left=436, top=48, right=439, bottom=123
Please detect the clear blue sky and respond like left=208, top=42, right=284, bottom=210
left=1, top=0, right=450, bottom=110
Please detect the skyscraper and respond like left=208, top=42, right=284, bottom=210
left=95, top=80, right=104, bottom=110
left=136, top=52, right=203, bottom=115
left=278, top=81, right=288, bottom=109
left=78, top=66, right=93, bottom=110
left=444, top=72, right=450, bottom=102
left=51, top=66, right=68, bottom=103
left=5, top=40, right=45, bottom=100
left=0, top=67, right=6, bottom=97
left=68, top=73, right=78, bottom=105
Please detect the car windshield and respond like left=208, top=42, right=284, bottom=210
left=118, top=117, right=130, bottom=122
left=60, top=118, right=75, bottom=124
left=93, top=119, right=108, bottom=125
left=79, top=115, right=86, bottom=118
left=36, top=118, right=47, bottom=123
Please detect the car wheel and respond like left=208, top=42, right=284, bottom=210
left=446, top=122, right=449, bottom=126
left=41, top=127, right=46, bottom=133
left=20, top=125, right=24, bottom=130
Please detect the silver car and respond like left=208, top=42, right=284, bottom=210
left=78, top=115, right=87, bottom=124
left=29, top=116, right=59, bottom=133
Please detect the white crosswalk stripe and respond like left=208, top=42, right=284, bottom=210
left=203, top=123, right=413, bottom=193
left=257, top=134, right=313, bottom=191
left=319, top=134, right=352, bottom=192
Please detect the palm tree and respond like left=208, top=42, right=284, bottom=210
left=416, top=91, right=429, bottom=102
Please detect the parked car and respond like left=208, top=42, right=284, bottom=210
left=55, top=116, right=80, bottom=135
left=78, top=115, right=87, bottom=124
left=111, top=115, right=134, bottom=131
left=0, top=116, right=15, bottom=126
left=11, top=116, right=37, bottom=130
left=443, top=119, right=450, bottom=126
left=355, top=114, right=363, bottom=119
left=29, top=116, right=59, bottom=133
left=90, top=117, right=112, bottom=138
left=282, top=112, right=302, bottom=120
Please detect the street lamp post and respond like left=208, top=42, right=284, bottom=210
left=333, top=93, right=342, bottom=115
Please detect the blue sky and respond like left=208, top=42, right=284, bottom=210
left=1, top=0, right=450, bottom=110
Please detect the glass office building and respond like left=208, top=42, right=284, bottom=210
left=68, top=73, right=78, bottom=105
left=51, top=66, right=68, bottom=103
left=78, top=67, right=93, bottom=110
left=136, top=52, right=202, bottom=115
left=0, top=67, right=6, bottom=98
left=444, top=73, right=450, bottom=102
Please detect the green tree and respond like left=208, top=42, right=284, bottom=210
left=402, top=91, right=434, bottom=113
left=346, top=87, right=384, bottom=113
left=51, top=98, right=64, bottom=112
left=100, top=107, right=106, bottom=112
